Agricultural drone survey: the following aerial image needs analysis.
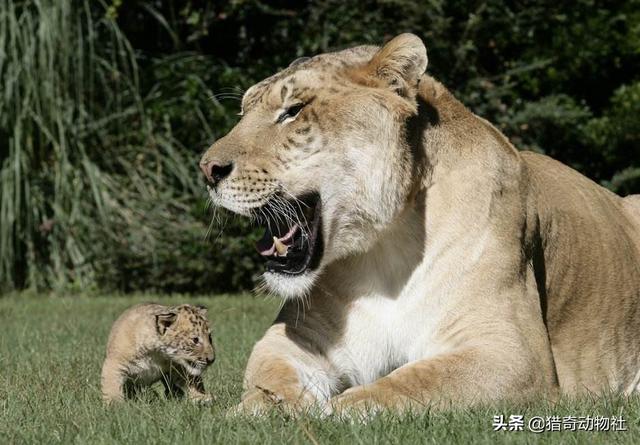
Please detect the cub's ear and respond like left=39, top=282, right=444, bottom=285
left=155, top=312, right=177, bottom=335
left=366, top=33, right=428, bottom=98
left=195, top=304, right=208, bottom=315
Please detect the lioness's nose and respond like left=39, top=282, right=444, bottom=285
left=200, top=160, right=233, bottom=187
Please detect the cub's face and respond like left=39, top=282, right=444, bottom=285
left=156, top=305, right=215, bottom=376
left=200, top=34, right=428, bottom=299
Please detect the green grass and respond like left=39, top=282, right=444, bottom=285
left=1, top=293, right=639, bottom=444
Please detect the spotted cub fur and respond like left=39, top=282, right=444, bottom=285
left=101, top=303, right=215, bottom=404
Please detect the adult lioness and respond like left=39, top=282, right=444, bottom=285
left=200, top=34, right=640, bottom=415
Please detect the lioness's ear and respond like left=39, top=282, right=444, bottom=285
left=156, top=312, right=177, bottom=335
left=367, top=33, right=428, bottom=98
left=289, top=56, right=310, bottom=67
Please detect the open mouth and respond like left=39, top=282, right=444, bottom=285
left=254, top=193, right=323, bottom=275
left=181, top=359, right=205, bottom=376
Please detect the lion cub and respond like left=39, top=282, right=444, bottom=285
left=101, top=303, right=215, bottom=404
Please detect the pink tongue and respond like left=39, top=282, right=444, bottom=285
left=256, top=224, right=299, bottom=256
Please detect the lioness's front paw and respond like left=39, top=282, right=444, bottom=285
left=230, top=386, right=322, bottom=417
left=328, top=386, right=385, bottom=421
left=229, top=387, right=284, bottom=417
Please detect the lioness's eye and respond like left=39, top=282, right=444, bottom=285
left=277, top=103, right=305, bottom=123
left=192, top=337, right=199, bottom=344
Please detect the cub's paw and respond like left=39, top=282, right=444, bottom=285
left=190, top=392, right=214, bottom=406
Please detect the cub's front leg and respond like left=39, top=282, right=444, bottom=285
left=186, top=375, right=213, bottom=404
left=161, top=373, right=185, bottom=399
left=162, top=372, right=213, bottom=404
left=236, top=324, right=332, bottom=416
left=101, top=358, right=127, bottom=404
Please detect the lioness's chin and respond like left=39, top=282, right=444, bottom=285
left=263, top=270, right=319, bottom=300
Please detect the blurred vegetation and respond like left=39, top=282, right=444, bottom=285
left=1, top=0, right=638, bottom=293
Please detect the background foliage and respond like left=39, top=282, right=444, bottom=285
left=1, top=0, right=638, bottom=293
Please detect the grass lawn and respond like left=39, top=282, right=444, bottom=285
left=1, top=293, right=639, bottom=444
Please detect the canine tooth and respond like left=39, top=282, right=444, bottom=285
left=273, top=237, right=288, bottom=256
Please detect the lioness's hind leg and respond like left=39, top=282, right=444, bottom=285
left=624, top=195, right=640, bottom=216
left=330, top=345, right=554, bottom=416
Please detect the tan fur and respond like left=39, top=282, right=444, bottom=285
left=200, top=34, right=640, bottom=416
left=101, top=303, right=215, bottom=404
